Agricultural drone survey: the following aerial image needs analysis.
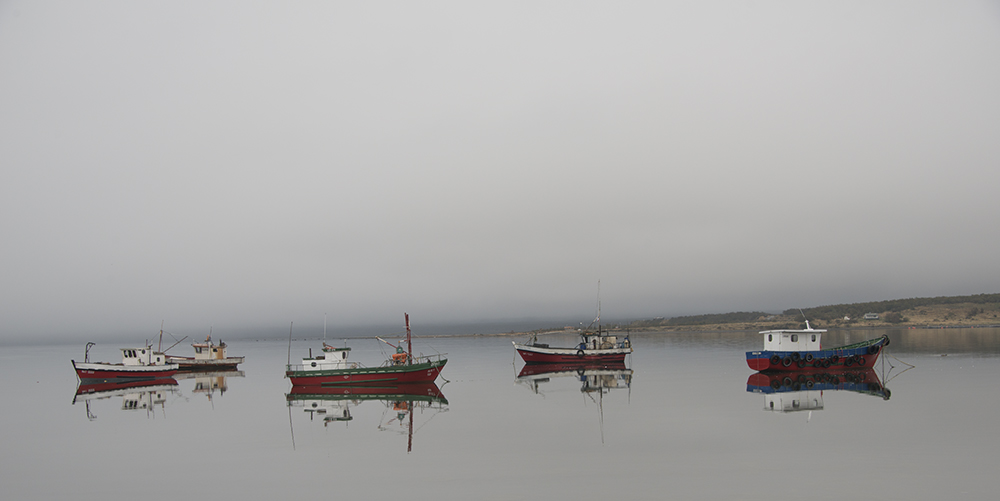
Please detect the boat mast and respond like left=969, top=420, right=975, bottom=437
left=405, top=313, right=412, bottom=365
left=595, top=280, right=602, bottom=335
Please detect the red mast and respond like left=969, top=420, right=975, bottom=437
left=405, top=313, right=412, bottom=365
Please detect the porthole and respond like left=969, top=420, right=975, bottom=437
left=310, top=362, right=317, bottom=367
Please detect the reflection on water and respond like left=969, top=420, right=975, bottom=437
left=516, top=362, right=633, bottom=395
left=173, top=369, right=245, bottom=404
left=12, top=328, right=1000, bottom=499
left=73, top=378, right=179, bottom=420
left=747, top=369, right=890, bottom=415
left=286, top=383, right=449, bottom=453
left=515, top=362, right=632, bottom=444
left=72, top=370, right=246, bottom=419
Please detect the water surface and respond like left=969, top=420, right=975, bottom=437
left=2, top=328, right=998, bottom=500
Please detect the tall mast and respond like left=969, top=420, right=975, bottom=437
left=597, top=280, right=602, bottom=335
left=405, top=313, right=412, bottom=365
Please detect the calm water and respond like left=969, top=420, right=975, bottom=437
left=3, top=328, right=1000, bottom=500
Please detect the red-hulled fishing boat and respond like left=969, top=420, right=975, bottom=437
left=745, top=321, right=889, bottom=372
left=72, top=342, right=179, bottom=381
left=513, top=293, right=632, bottom=364
left=284, top=313, right=447, bottom=386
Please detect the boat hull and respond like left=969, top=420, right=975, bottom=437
left=746, top=335, right=888, bottom=372
left=285, top=359, right=447, bottom=386
left=72, top=360, right=179, bottom=380
left=514, top=344, right=630, bottom=364
left=166, top=356, right=244, bottom=371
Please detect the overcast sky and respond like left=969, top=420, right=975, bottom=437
left=2, top=1, right=999, bottom=343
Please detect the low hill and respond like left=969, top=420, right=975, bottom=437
left=620, top=293, right=1000, bottom=332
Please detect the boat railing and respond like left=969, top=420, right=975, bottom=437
left=376, top=352, right=447, bottom=368
left=285, top=361, right=363, bottom=372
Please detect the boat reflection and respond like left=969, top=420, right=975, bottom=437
left=516, top=362, right=633, bottom=395
left=746, top=368, right=890, bottom=414
left=72, top=378, right=179, bottom=420
left=285, top=383, right=448, bottom=452
left=173, top=369, right=245, bottom=404
left=515, top=362, right=632, bottom=444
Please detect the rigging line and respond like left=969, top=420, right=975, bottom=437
left=887, top=352, right=916, bottom=369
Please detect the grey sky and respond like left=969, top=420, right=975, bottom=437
left=2, top=2, right=999, bottom=343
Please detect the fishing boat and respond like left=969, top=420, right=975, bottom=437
left=284, top=313, right=447, bottom=386
left=745, top=321, right=889, bottom=372
left=513, top=288, right=632, bottom=363
left=514, top=329, right=632, bottom=364
left=72, top=342, right=179, bottom=381
left=166, top=334, right=244, bottom=371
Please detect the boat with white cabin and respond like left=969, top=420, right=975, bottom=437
left=745, top=321, right=889, bottom=372
left=284, top=314, right=447, bottom=386
left=72, top=342, right=179, bottom=381
left=166, top=334, right=244, bottom=371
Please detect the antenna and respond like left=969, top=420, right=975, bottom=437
left=287, top=322, right=293, bottom=366
left=597, top=280, right=602, bottom=334
left=324, top=313, right=327, bottom=343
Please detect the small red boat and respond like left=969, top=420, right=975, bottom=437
left=514, top=288, right=633, bottom=364
left=745, top=322, right=888, bottom=372
left=285, top=313, right=447, bottom=386
left=72, top=342, right=179, bottom=381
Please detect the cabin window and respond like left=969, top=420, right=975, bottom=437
left=791, top=334, right=798, bottom=342
left=768, top=334, right=772, bottom=342
left=212, top=348, right=218, bottom=353
left=342, top=352, right=347, bottom=359
left=811, top=335, right=816, bottom=342
left=769, top=401, right=774, bottom=409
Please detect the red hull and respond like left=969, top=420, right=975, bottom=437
left=286, top=360, right=447, bottom=386
left=516, top=349, right=627, bottom=364
left=73, top=361, right=178, bottom=380
left=747, top=350, right=881, bottom=372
